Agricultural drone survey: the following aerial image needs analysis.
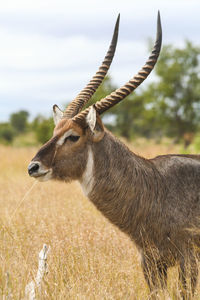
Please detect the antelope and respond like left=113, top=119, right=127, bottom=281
left=28, top=13, right=200, bottom=298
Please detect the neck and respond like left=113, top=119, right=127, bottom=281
left=79, top=145, right=94, bottom=196
left=79, top=131, right=163, bottom=243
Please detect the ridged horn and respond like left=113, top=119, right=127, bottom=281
left=73, top=11, right=162, bottom=126
left=64, top=14, right=120, bottom=119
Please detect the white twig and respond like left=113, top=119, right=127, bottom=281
left=25, top=244, right=50, bottom=300
left=25, top=281, right=36, bottom=300
left=36, top=244, right=50, bottom=287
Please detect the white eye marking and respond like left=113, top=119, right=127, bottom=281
left=57, top=129, right=79, bottom=146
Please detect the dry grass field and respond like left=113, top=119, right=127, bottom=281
left=0, top=140, right=200, bottom=299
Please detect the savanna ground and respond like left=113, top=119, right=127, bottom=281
left=0, top=139, right=200, bottom=299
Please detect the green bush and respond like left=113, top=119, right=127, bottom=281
left=10, top=110, right=29, bottom=133
left=33, top=116, right=54, bottom=144
left=0, top=123, right=15, bottom=144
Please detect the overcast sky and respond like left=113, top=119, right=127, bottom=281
left=0, top=0, right=200, bottom=121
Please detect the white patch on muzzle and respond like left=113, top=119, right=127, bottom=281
left=37, top=169, right=53, bottom=182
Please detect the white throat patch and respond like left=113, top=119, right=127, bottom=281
left=79, top=146, right=94, bottom=197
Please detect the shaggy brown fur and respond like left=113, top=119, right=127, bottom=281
left=30, top=121, right=200, bottom=299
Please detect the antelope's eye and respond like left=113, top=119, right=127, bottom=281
left=64, top=135, right=80, bottom=143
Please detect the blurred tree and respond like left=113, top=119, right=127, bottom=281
left=0, top=123, right=15, bottom=143
left=110, top=93, right=145, bottom=139
left=148, top=41, right=200, bottom=145
left=10, top=110, right=29, bottom=133
left=33, top=116, right=54, bottom=144
left=106, top=41, right=200, bottom=143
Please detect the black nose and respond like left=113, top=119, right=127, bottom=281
left=28, top=162, right=40, bottom=175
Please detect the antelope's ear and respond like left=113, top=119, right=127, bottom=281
left=86, top=106, right=104, bottom=142
left=53, top=105, right=64, bottom=125
left=86, top=105, right=96, bottom=132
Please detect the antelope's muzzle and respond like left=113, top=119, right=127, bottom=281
left=28, top=161, right=52, bottom=181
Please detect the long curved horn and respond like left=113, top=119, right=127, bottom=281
left=73, top=11, right=162, bottom=125
left=64, top=14, right=120, bottom=119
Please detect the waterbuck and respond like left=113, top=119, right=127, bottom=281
left=28, top=13, right=200, bottom=298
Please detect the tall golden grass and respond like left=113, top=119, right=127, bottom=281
left=0, top=140, right=199, bottom=299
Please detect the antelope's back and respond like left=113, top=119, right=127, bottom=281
left=152, top=154, right=200, bottom=229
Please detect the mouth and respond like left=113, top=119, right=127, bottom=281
left=33, top=169, right=53, bottom=182
left=33, top=170, right=50, bottom=178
